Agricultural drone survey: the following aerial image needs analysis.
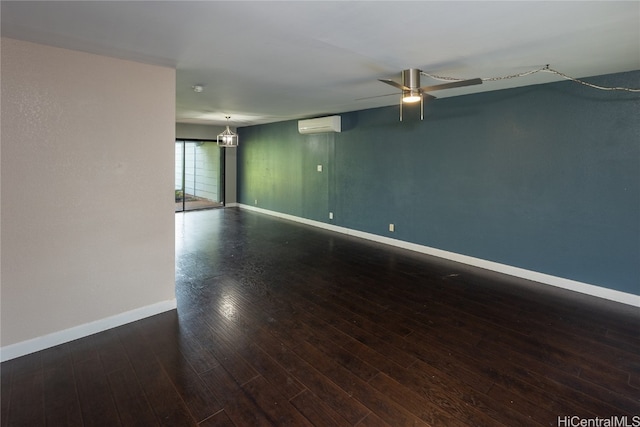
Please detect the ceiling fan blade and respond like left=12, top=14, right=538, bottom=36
left=420, top=78, right=483, bottom=92
left=356, top=93, right=398, bottom=101
left=379, top=79, right=410, bottom=91
left=357, top=92, right=438, bottom=101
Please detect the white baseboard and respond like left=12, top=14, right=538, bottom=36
left=0, top=299, right=177, bottom=362
left=238, top=204, right=640, bottom=308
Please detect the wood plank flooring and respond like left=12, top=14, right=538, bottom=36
left=2, top=208, right=639, bottom=426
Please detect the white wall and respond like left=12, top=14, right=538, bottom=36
left=1, top=38, right=176, bottom=357
left=176, top=123, right=225, bottom=140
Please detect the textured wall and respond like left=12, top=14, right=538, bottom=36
left=238, top=71, right=640, bottom=295
left=1, top=38, right=176, bottom=346
left=239, top=124, right=332, bottom=221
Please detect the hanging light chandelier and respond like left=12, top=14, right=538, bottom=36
left=217, top=116, right=238, bottom=147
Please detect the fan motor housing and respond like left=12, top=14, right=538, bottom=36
left=402, top=69, right=422, bottom=89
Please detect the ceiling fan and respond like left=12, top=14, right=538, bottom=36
left=376, top=68, right=482, bottom=120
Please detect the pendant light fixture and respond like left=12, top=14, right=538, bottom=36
left=217, top=116, right=238, bottom=147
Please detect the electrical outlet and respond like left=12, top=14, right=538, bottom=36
left=317, top=164, right=323, bottom=172
left=254, top=199, right=258, bottom=205
left=389, top=223, right=395, bottom=232
left=329, top=212, right=333, bottom=220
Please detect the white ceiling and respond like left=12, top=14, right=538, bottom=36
left=2, top=1, right=639, bottom=127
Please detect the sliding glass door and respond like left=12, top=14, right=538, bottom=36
left=175, top=140, right=224, bottom=212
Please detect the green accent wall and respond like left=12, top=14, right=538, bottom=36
left=238, top=71, right=640, bottom=295
left=239, top=124, right=333, bottom=222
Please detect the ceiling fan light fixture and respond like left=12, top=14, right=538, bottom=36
left=217, top=116, right=238, bottom=148
left=402, top=90, right=422, bottom=103
left=377, top=67, right=483, bottom=120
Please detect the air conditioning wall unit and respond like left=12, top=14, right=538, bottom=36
left=298, top=115, right=341, bottom=134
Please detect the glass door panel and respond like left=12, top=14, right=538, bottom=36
left=175, top=140, right=224, bottom=212
left=175, top=140, right=185, bottom=212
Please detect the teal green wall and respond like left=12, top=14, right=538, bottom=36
left=239, top=124, right=333, bottom=222
left=238, top=71, right=640, bottom=295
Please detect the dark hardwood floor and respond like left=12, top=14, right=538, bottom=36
left=2, top=208, right=639, bottom=426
